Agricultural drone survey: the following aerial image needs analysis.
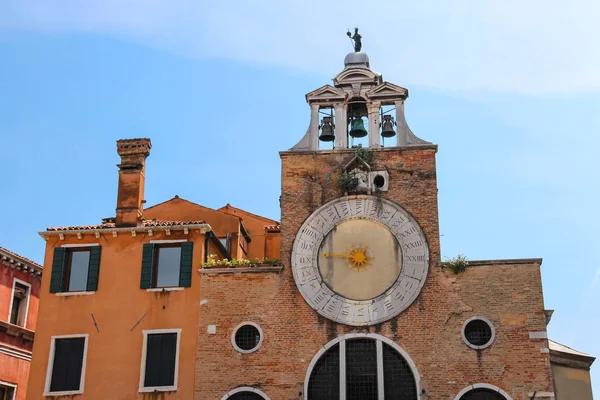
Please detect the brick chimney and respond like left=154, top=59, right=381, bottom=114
left=115, top=138, right=152, bottom=227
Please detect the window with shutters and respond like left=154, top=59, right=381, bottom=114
left=139, top=329, right=181, bottom=392
left=8, top=279, right=30, bottom=327
left=44, top=335, right=88, bottom=396
left=50, top=246, right=102, bottom=294
left=140, top=242, right=193, bottom=289
left=0, top=381, right=16, bottom=400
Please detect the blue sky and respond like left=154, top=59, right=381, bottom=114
left=0, top=0, right=598, bottom=395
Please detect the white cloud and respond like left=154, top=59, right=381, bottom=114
left=1, top=0, right=599, bottom=94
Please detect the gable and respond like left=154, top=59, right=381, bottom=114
left=365, top=82, right=408, bottom=100
left=305, top=85, right=347, bottom=103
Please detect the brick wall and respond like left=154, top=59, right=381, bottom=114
left=194, top=147, right=553, bottom=400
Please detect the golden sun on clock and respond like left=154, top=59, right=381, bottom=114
left=318, top=219, right=402, bottom=301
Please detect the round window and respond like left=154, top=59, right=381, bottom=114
left=232, top=323, right=263, bottom=353
left=462, top=317, right=495, bottom=350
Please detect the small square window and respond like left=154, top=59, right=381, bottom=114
left=65, top=249, right=90, bottom=292
left=154, top=245, right=182, bottom=288
left=0, top=382, right=16, bottom=400
left=140, top=329, right=181, bottom=392
left=44, top=335, right=88, bottom=396
left=9, top=280, right=30, bottom=327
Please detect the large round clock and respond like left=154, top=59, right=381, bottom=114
left=291, top=195, right=429, bottom=326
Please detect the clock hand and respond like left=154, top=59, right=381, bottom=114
left=322, top=253, right=353, bottom=259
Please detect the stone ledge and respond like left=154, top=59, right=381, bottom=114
left=279, top=144, right=438, bottom=157
left=198, top=266, right=283, bottom=275
left=438, top=258, right=543, bottom=268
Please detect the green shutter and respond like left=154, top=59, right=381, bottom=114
left=86, top=246, right=102, bottom=292
left=179, top=242, right=193, bottom=288
left=140, top=243, right=155, bottom=289
left=50, top=248, right=67, bottom=293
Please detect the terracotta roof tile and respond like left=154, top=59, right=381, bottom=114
left=0, top=246, right=43, bottom=270
left=46, top=219, right=206, bottom=232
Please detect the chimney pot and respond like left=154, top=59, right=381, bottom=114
left=115, top=138, right=152, bottom=227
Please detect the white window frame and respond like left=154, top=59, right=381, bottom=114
left=0, top=380, right=17, bottom=400
left=43, top=334, right=89, bottom=397
left=231, top=322, right=264, bottom=354
left=7, top=278, right=31, bottom=328
left=139, top=328, right=182, bottom=393
left=220, top=386, right=271, bottom=399
left=303, top=333, right=421, bottom=400
left=58, top=243, right=100, bottom=295
left=461, top=316, right=496, bottom=350
left=454, top=383, right=513, bottom=400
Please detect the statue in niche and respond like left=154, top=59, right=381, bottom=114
left=347, top=28, right=362, bottom=52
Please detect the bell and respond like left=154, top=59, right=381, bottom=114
left=349, top=118, right=368, bottom=138
left=381, top=116, right=396, bottom=138
left=319, top=117, right=335, bottom=142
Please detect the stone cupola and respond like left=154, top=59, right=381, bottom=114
left=291, top=39, right=429, bottom=151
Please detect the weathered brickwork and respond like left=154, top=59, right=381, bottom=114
left=195, top=147, right=553, bottom=399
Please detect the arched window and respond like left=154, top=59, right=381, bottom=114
left=455, top=384, right=512, bottom=400
left=305, top=334, right=419, bottom=400
left=221, top=387, right=271, bottom=400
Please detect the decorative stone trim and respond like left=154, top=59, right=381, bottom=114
left=527, top=392, right=555, bottom=398
left=529, top=332, right=548, bottom=339
left=40, top=224, right=211, bottom=240
left=198, top=266, right=283, bottom=275
left=231, top=322, right=263, bottom=354
left=0, top=343, right=32, bottom=361
left=0, top=248, right=43, bottom=278
left=438, top=258, right=543, bottom=268
left=454, top=383, right=512, bottom=400
left=461, top=316, right=496, bottom=350
left=220, top=387, right=271, bottom=400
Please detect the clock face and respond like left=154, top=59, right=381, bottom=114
left=291, top=195, right=429, bottom=326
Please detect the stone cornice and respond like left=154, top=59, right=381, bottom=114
left=280, top=144, right=438, bottom=157
left=0, top=247, right=43, bottom=277
left=437, top=258, right=543, bottom=268
left=39, top=223, right=211, bottom=240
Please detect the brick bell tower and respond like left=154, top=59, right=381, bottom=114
left=196, top=31, right=553, bottom=400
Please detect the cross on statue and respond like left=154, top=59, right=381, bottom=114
left=347, top=28, right=362, bottom=52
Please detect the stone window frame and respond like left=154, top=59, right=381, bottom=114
left=7, top=278, right=31, bottom=328
left=231, top=322, right=264, bottom=354
left=138, top=328, right=182, bottom=393
left=461, top=316, right=496, bottom=350
left=303, top=332, right=422, bottom=400
left=43, top=334, right=89, bottom=397
left=454, top=383, right=513, bottom=400
left=0, top=380, right=17, bottom=400
left=220, top=386, right=271, bottom=400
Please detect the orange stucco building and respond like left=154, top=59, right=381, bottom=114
left=27, top=139, right=280, bottom=399
left=0, top=246, right=42, bottom=400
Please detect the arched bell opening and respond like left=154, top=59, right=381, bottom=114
left=318, top=106, right=336, bottom=149
left=347, top=97, right=369, bottom=148
left=304, top=334, right=420, bottom=400
left=379, top=103, right=397, bottom=147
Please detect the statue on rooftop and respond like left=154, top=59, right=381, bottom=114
left=347, top=28, right=362, bottom=52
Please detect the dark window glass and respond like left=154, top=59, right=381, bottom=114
left=228, top=392, right=264, bottom=400
left=65, top=250, right=90, bottom=292
left=383, top=342, right=417, bottom=399
left=10, top=282, right=28, bottom=326
left=464, top=319, right=493, bottom=347
left=0, top=384, right=15, bottom=400
left=154, top=246, right=181, bottom=288
left=49, top=337, right=85, bottom=392
left=346, top=339, right=378, bottom=400
left=460, top=388, right=506, bottom=400
left=234, top=325, right=261, bottom=351
left=307, top=343, right=340, bottom=400
left=144, top=333, right=177, bottom=388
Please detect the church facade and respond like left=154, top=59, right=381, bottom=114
left=195, top=50, right=555, bottom=400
